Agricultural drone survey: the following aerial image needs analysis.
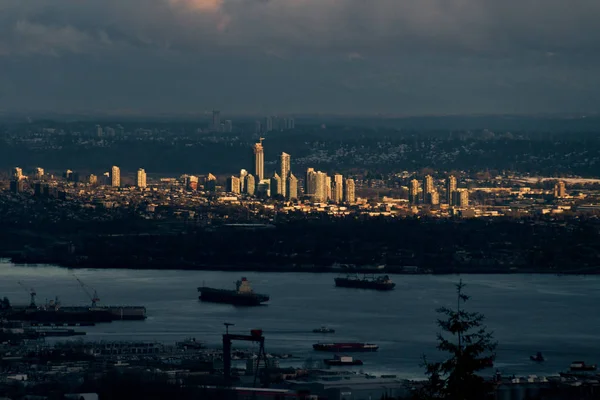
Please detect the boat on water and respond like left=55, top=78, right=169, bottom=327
left=176, top=337, right=205, bottom=350
left=72, top=275, right=147, bottom=320
left=5, top=303, right=114, bottom=323
left=313, top=343, right=379, bottom=352
left=4, top=300, right=146, bottom=323
left=334, top=274, right=395, bottom=291
left=198, top=277, right=270, bottom=306
left=313, top=326, right=335, bottom=334
left=530, top=352, right=545, bottom=362
left=570, top=361, right=597, bottom=372
left=324, top=355, right=363, bottom=366
left=2, top=277, right=147, bottom=323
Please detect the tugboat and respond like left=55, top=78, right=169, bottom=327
left=313, top=343, right=379, bottom=352
left=324, top=355, right=363, bottom=366
left=530, top=352, right=545, bottom=362
left=569, top=361, right=597, bottom=372
left=334, top=274, right=395, bottom=291
left=313, top=326, right=335, bottom=334
left=198, top=277, right=270, bottom=306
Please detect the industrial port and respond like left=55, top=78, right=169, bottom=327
left=2, top=273, right=600, bottom=399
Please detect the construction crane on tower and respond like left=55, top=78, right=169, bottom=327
left=17, top=281, right=36, bottom=307
left=73, top=275, right=100, bottom=307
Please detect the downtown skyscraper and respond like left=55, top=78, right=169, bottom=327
left=253, top=138, right=265, bottom=181
left=447, top=175, right=457, bottom=205
left=211, top=110, right=221, bottom=132
left=333, top=174, right=344, bottom=204
left=111, top=166, right=121, bottom=187
left=136, top=168, right=147, bottom=188
left=279, top=152, right=291, bottom=197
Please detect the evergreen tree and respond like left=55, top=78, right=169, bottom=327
left=417, top=280, right=497, bottom=400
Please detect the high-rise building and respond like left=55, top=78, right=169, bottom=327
left=409, top=179, right=420, bottom=204
left=344, top=179, right=356, bottom=204
left=88, top=174, right=98, bottom=185
left=264, top=116, right=273, bottom=132
left=325, top=176, right=332, bottom=201
left=428, top=191, right=440, bottom=206
left=103, top=172, right=111, bottom=185
left=34, top=167, right=44, bottom=179
left=287, top=118, right=295, bottom=130
left=244, top=174, right=256, bottom=196
left=224, top=120, right=233, bottom=133
left=305, top=168, right=316, bottom=196
left=554, top=181, right=567, bottom=198
left=205, top=173, right=217, bottom=192
left=279, top=152, right=291, bottom=197
left=452, top=189, right=469, bottom=207
left=63, top=169, right=73, bottom=181
left=13, top=167, right=23, bottom=180
left=10, top=179, right=24, bottom=193
left=137, top=168, right=147, bottom=188
left=253, top=139, right=265, bottom=181
left=257, top=179, right=271, bottom=197
left=287, top=173, right=298, bottom=200
left=34, top=182, right=43, bottom=196
left=111, top=166, right=121, bottom=187
left=240, top=169, right=248, bottom=192
left=333, top=174, right=344, bottom=203
left=212, top=110, right=221, bottom=132
left=270, top=172, right=283, bottom=197
left=447, top=175, right=457, bottom=205
left=227, top=176, right=241, bottom=194
left=186, top=175, right=199, bottom=190
left=314, top=171, right=328, bottom=203
left=254, top=121, right=262, bottom=134
left=96, top=125, right=103, bottom=137
left=423, top=175, right=434, bottom=203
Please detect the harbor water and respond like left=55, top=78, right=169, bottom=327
left=1, top=260, right=599, bottom=380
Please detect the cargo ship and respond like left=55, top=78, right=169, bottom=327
left=5, top=304, right=114, bottom=323
left=198, top=277, right=270, bottom=306
left=334, top=274, right=396, bottom=291
left=2, top=292, right=146, bottom=323
left=324, top=355, right=363, bottom=366
left=313, top=343, right=379, bottom=352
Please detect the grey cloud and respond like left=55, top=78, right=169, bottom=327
left=1, top=0, right=599, bottom=57
left=0, top=0, right=599, bottom=115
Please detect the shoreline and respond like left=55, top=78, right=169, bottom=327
left=2, top=255, right=593, bottom=275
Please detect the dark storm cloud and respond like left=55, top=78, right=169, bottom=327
left=2, top=0, right=599, bottom=56
left=0, top=0, right=599, bottom=114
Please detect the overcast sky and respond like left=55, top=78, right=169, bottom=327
left=1, top=0, right=599, bottom=116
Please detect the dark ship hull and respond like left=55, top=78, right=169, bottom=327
left=5, top=308, right=114, bottom=323
left=198, top=288, right=269, bottom=306
left=88, top=306, right=147, bottom=320
left=334, top=278, right=395, bottom=291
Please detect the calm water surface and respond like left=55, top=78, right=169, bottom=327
left=1, top=260, right=599, bottom=379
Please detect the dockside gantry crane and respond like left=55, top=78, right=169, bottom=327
left=222, top=323, right=269, bottom=387
left=17, top=281, right=36, bottom=307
